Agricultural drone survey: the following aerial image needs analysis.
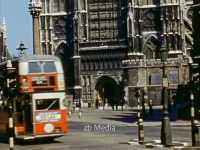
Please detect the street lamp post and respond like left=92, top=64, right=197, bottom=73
left=16, top=41, right=27, bottom=57
left=135, top=85, right=144, bottom=144
left=142, top=86, right=147, bottom=117
left=6, top=60, right=15, bottom=150
left=189, top=59, right=200, bottom=146
left=159, top=44, right=172, bottom=146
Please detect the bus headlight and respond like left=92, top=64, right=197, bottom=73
left=44, top=123, right=54, bottom=133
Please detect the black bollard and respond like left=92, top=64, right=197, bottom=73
left=193, top=120, right=200, bottom=146
left=138, top=118, right=144, bottom=144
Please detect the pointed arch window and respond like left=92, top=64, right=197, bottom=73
left=143, top=35, right=159, bottom=60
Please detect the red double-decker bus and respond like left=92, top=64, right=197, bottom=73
left=0, top=55, right=68, bottom=140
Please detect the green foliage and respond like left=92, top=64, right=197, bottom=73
left=0, top=70, right=6, bottom=88
left=189, top=63, right=200, bottom=118
left=176, top=106, right=191, bottom=120
left=6, top=67, right=18, bottom=100
left=190, top=63, right=199, bottom=90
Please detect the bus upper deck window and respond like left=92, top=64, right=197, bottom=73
left=43, top=62, right=56, bottom=73
left=28, top=61, right=56, bottom=73
left=29, top=62, right=41, bottom=73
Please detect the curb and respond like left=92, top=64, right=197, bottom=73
left=128, top=139, right=189, bottom=149
left=174, top=146, right=200, bottom=150
left=126, top=122, right=191, bottom=127
left=68, top=118, right=191, bottom=127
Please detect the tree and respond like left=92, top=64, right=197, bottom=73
left=6, top=65, right=18, bottom=100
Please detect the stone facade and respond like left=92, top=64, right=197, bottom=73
left=122, top=56, right=190, bottom=106
left=39, top=0, right=67, bottom=56
left=122, top=0, right=193, bottom=106
left=0, top=18, right=7, bottom=62
left=38, top=0, right=193, bottom=107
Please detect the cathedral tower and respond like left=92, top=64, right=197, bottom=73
left=29, top=0, right=42, bottom=54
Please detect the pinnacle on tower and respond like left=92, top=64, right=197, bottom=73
left=29, top=0, right=42, bottom=17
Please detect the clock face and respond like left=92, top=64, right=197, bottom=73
left=54, top=17, right=66, bottom=38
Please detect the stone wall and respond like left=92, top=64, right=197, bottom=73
left=124, top=57, right=190, bottom=106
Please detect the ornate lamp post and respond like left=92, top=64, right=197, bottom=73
left=6, top=60, right=16, bottom=150
left=159, top=44, right=172, bottom=146
left=135, top=84, right=144, bottom=144
left=189, top=57, right=200, bottom=146
left=16, top=41, right=27, bottom=57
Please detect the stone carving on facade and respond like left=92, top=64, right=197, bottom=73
left=183, top=6, right=193, bottom=55
left=53, top=17, right=67, bottom=39
left=143, top=8, right=158, bottom=31
left=29, top=0, right=42, bottom=17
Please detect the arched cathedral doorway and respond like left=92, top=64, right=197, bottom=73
left=95, top=76, right=119, bottom=108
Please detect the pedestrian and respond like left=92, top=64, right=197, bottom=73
left=115, top=102, right=118, bottom=111
left=121, top=98, right=125, bottom=111
left=148, top=99, right=153, bottom=119
left=99, top=99, right=102, bottom=108
left=109, top=98, right=115, bottom=111
left=72, top=102, right=76, bottom=112
left=168, top=95, right=175, bottom=112
left=95, top=98, right=99, bottom=109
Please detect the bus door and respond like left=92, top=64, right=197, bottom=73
left=14, top=95, right=33, bottom=136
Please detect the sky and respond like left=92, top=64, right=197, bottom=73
left=1, top=0, right=33, bottom=57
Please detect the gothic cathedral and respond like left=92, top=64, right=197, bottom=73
left=37, top=0, right=193, bottom=107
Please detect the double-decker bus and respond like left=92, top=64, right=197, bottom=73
left=0, top=55, right=68, bottom=140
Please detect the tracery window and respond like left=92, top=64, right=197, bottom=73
left=53, top=16, right=66, bottom=38
left=88, top=0, right=121, bottom=41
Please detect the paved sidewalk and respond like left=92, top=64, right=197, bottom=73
left=67, top=106, right=191, bottom=127
left=67, top=107, right=193, bottom=150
